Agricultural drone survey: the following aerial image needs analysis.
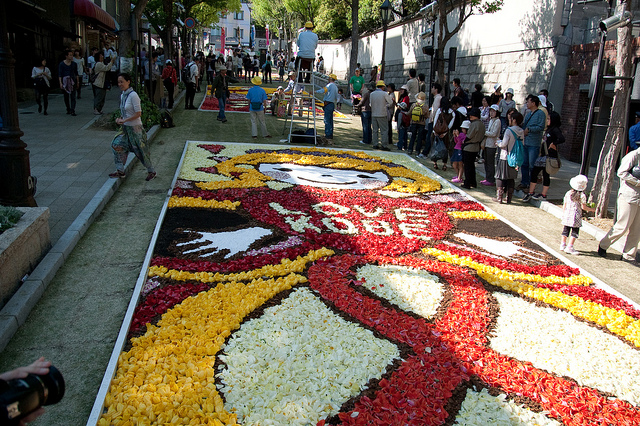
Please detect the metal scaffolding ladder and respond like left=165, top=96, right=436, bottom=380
left=283, top=67, right=318, bottom=145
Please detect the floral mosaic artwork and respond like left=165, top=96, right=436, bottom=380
left=98, top=143, right=640, bottom=426
left=200, top=86, right=349, bottom=119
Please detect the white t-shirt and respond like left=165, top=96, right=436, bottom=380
left=121, top=90, right=143, bottom=127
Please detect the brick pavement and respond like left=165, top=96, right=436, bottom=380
left=17, top=86, right=123, bottom=244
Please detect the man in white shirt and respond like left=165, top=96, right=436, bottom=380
left=296, top=21, right=318, bottom=83
left=370, top=80, right=394, bottom=150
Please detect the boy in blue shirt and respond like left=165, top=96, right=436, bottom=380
left=246, top=76, right=272, bottom=139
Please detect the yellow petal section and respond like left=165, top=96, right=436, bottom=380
left=447, top=211, right=497, bottom=220
left=99, top=273, right=310, bottom=425
left=148, top=248, right=334, bottom=284
left=167, top=197, right=241, bottom=210
left=479, top=271, right=640, bottom=348
left=423, top=247, right=592, bottom=286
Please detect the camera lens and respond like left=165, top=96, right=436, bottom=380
left=0, top=365, right=65, bottom=423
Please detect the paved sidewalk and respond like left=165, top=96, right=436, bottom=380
left=17, top=86, right=123, bottom=244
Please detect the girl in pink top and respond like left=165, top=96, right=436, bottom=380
left=450, top=120, right=469, bottom=183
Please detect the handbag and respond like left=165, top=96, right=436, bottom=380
left=429, top=137, right=448, bottom=161
left=542, top=141, right=561, bottom=175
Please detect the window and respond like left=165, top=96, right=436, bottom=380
left=234, top=11, right=244, bottom=20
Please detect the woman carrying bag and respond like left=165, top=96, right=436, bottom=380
left=31, top=58, right=52, bottom=115
left=108, top=73, right=156, bottom=181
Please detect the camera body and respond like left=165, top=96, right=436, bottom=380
left=0, top=366, right=65, bottom=424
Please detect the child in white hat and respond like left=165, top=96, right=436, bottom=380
left=561, top=175, right=595, bottom=254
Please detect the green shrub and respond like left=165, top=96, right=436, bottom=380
left=110, top=86, right=161, bottom=132
left=0, top=206, right=24, bottom=234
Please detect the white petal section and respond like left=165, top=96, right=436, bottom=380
left=218, top=287, right=400, bottom=426
left=490, top=292, right=640, bottom=406
left=356, top=264, right=444, bottom=319
left=455, top=388, right=562, bottom=426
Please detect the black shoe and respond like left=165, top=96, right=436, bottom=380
left=222, top=119, right=227, bottom=123
left=71, top=112, right=77, bottom=116
left=373, top=144, right=382, bottom=150
left=66, top=110, right=71, bottom=115
left=598, top=246, right=607, bottom=258
left=381, top=146, right=391, bottom=151
left=217, top=117, right=223, bottom=121
left=522, top=193, right=533, bottom=202
left=43, top=111, right=48, bottom=115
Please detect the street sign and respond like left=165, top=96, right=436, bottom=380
left=185, top=17, right=195, bottom=29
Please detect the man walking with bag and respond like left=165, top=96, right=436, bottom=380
left=370, top=80, right=394, bottom=151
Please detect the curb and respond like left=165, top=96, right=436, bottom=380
left=0, top=90, right=185, bottom=351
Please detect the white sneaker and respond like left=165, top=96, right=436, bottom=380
left=564, top=246, right=580, bottom=255
left=559, top=243, right=566, bottom=251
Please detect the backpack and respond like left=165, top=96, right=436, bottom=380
left=411, top=104, right=424, bottom=123
left=160, top=109, right=175, bottom=128
left=507, top=128, right=525, bottom=168
left=181, top=63, right=193, bottom=82
left=433, top=111, right=452, bottom=134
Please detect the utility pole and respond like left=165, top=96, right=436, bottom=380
left=0, top=0, right=37, bottom=206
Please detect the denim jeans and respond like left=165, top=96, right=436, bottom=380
left=323, top=101, right=335, bottom=138
left=520, top=144, right=540, bottom=186
left=361, top=110, right=372, bottom=144
left=397, top=125, right=409, bottom=150
left=217, top=94, right=227, bottom=120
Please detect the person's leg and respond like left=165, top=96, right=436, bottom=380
left=167, top=82, right=174, bottom=108
left=42, top=90, right=48, bottom=114
left=621, top=202, right=640, bottom=260
left=484, top=147, right=497, bottom=183
left=258, top=110, right=269, bottom=136
left=250, top=111, right=258, bottom=137
left=362, top=111, right=372, bottom=144
left=494, top=178, right=505, bottom=203
left=63, top=91, right=71, bottom=113
left=414, top=126, right=425, bottom=154
left=398, top=125, right=407, bottom=150
left=505, top=179, right=515, bottom=203
left=128, top=126, right=155, bottom=173
left=407, top=124, right=417, bottom=152
left=111, top=133, right=129, bottom=173
left=380, top=118, right=389, bottom=145
left=35, top=88, right=42, bottom=112
left=462, top=151, right=477, bottom=188
left=560, top=226, right=570, bottom=250
left=520, top=145, right=538, bottom=187
left=600, top=196, right=635, bottom=251
left=372, top=117, right=381, bottom=145
left=218, top=94, right=227, bottom=120
left=422, top=123, right=433, bottom=156
left=70, top=89, right=76, bottom=114
left=387, top=119, right=393, bottom=145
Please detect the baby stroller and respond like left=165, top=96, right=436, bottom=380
left=351, top=94, right=362, bottom=116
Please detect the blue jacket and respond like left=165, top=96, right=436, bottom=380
left=522, top=108, right=545, bottom=147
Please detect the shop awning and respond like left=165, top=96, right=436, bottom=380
left=74, top=0, right=118, bottom=31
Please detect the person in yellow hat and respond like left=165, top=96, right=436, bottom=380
left=315, top=74, right=339, bottom=140
left=246, top=76, right=272, bottom=139
left=296, top=21, right=318, bottom=83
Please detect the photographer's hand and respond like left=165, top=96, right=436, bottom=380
left=0, top=357, right=51, bottom=381
left=0, top=358, right=51, bottom=424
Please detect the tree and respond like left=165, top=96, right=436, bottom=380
left=118, top=0, right=151, bottom=58
left=432, top=0, right=502, bottom=85
left=588, top=1, right=634, bottom=218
